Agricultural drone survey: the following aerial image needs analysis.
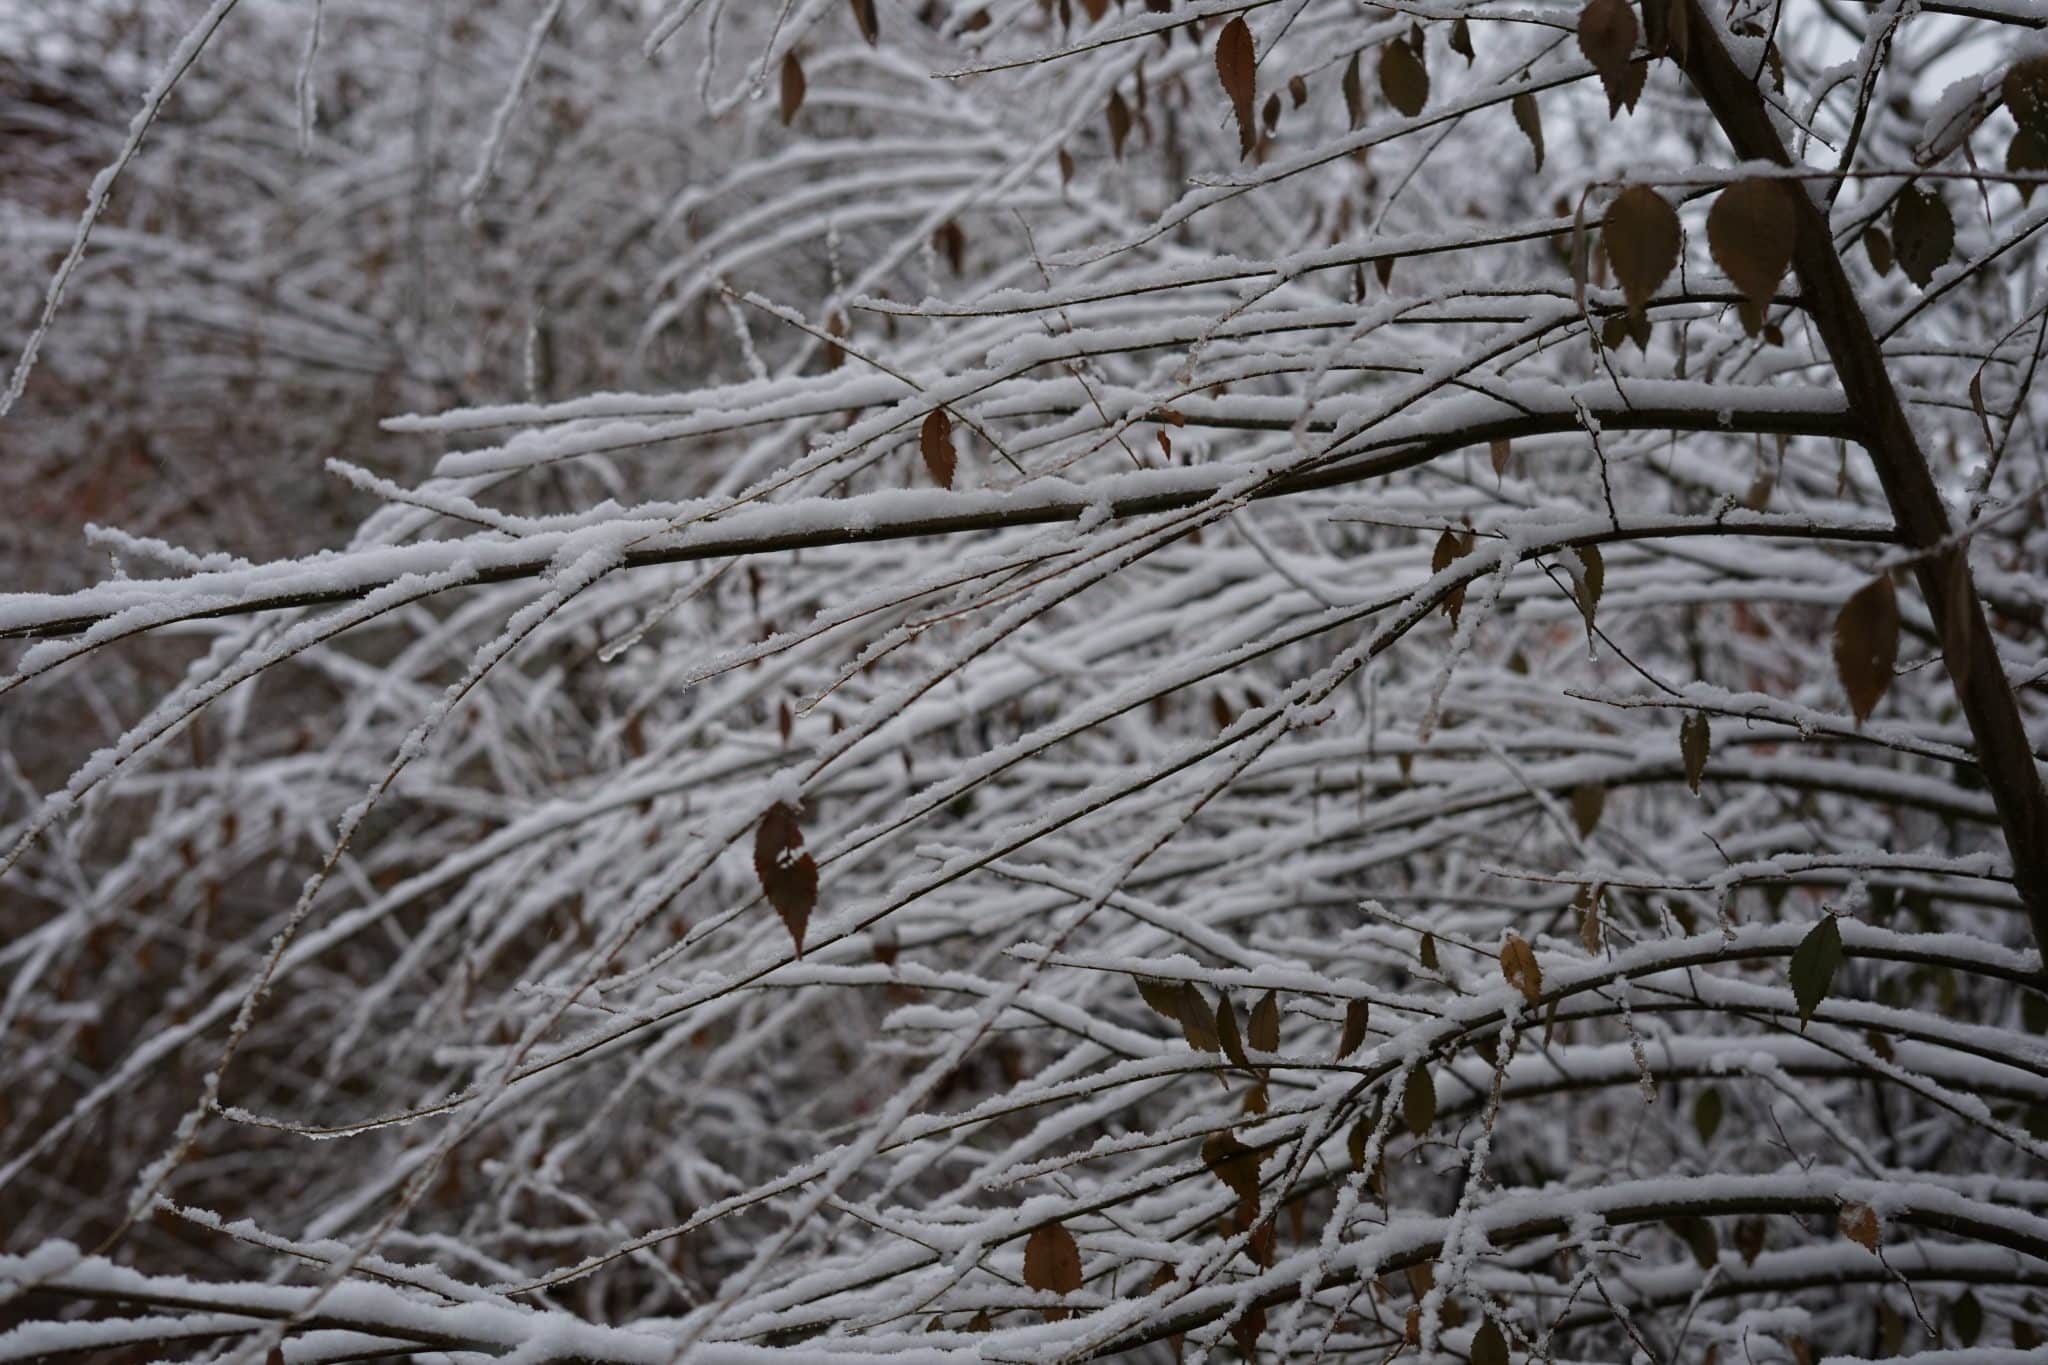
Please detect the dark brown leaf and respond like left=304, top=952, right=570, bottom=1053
left=1216, top=990, right=1253, bottom=1070
left=1578, top=0, right=1643, bottom=117
left=1500, top=933, right=1543, bottom=1003
left=1402, top=1065, right=1437, bottom=1135
left=1471, top=1318, right=1509, bottom=1365
left=1604, top=185, right=1680, bottom=318
left=755, top=802, right=817, bottom=954
left=1023, top=1222, right=1083, bottom=1317
left=2013, top=128, right=2048, bottom=206
left=1249, top=990, right=1280, bottom=1053
left=1832, top=575, right=1898, bottom=724
left=779, top=53, right=806, bottom=126
left=1106, top=89, right=1132, bottom=159
left=1342, top=52, right=1365, bottom=129
left=1338, top=999, right=1370, bottom=1058
left=1432, top=528, right=1471, bottom=625
left=1680, top=711, right=1710, bottom=794
left=1512, top=91, right=1545, bottom=170
left=1863, top=226, right=1893, bottom=276
left=1216, top=17, right=1258, bottom=159
left=1201, top=1130, right=1263, bottom=1203
left=919, top=409, right=956, bottom=489
left=847, top=0, right=879, bottom=45
left=1178, top=982, right=1221, bottom=1052
left=1708, top=179, right=1798, bottom=311
left=1840, top=1201, right=1882, bottom=1253
left=1378, top=36, right=1429, bottom=118
left=1571, top=782, right=1606, bottom=838
left=2006, top=55, right=2048, bottom=139
left=1449, top=18, right=1474, bottom=64
left=1892, top=183, right=1954, bottom=289
left=1136, top=976, right=1183, bottom=1020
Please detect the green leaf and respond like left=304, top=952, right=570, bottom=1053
left=1789, top=915, right=1844, bottom=1028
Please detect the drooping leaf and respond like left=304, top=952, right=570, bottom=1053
left=1832, top=575, right=1899, bottom=725
left=1789, top=914, right=1844, bottom=1028
left=1723, top=1220, right=1764, bottom=1270
left=1402, top=1065, right=1437, bottom=1135
left=1449, top=18, right=1474, bottom=64
left=2009, top=128, right=2047, bottom=206
left=1178, top=982, right=1221, bottom=1052
left=1571, top=781, right=1606, bottom=838
left=1471, top=1318, right=1509, bottom=1365
left=1641, top=0, right=1687, bottom=61
left=1249, top=990, right=1280, bottom=1053
left=1216, top=17, right=1258, bottom=159
left=1577, top=884, right=1602, bottom=954
left=2005, top=55, right=2048, bottom=139
left=1342, top=51, right=1365, bottom=129
left=1378, top=37, right=1429, bottom=118
left=1490, top=436, right=1513, bottom=479
left=1023, top=1222, right=1082, bottom=1318
left=1228, top=1303, right=1266, bottom=1355
left=1578, top=0, right=1644, bottom=117
left=1338, top=999, right=1370, bottom=1058
left=779, top=53, right=806, bottom=126
left=754, top=802, right=818, bottom=954
left=1106, top=88, right=1132, bottom=159
left=1670, top=1215, right=1718, bottom=1269
left=1708, top=179, right=1798, bottom=311
left=919, top=409, right=956, bottom=489
left=847, top=0, right=879, bottom=45
left=1839, top=1201, right=1881, bottom=1253
left=1604, top=186, right=1680, bottom=318
left=1693, top=1086, right=1723, bottom=1142
left=1863, top=226, right=1893, bottom=276
left=1952, top=1288, right=1982, bottom=1346
left=1500, top=934, right=1543, bottom=1003
left=1433, top=528, right=1471, bottom=625
left=1216, top=991, right=1253, bottom=1070
left=1892, top=183, right=1954, bottom=289
left=1509, top=91, right=1545, bottom=172
left=1570, top=544, right=1604, bottom=637
left=1419, top=931, right=1441, bottom=972
left=1136, top=976, right=1183, bottom=1020
left=1680, top=712, right=1710, bottom=794
left=1201, top=1130, right=1263, bottom=1204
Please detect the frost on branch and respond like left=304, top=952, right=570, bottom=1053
left=2, top=1, right=2047, bottom=1362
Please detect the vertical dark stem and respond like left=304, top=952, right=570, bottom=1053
left=1676, top=0, right=2048, bottom=961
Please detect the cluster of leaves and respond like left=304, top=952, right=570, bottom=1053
left=3, top=1, right=2048, bottom=1362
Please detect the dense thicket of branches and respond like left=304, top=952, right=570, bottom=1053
left=4, top=1, right=2047, bottom=1361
